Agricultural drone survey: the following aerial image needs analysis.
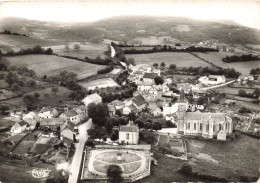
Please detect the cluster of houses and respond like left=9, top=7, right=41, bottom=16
left=9, top=104, right=89, bottom=145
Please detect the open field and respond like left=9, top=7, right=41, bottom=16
left=214, top=86, right=255, bottom=95
left=0, top=34, right=61, bottom=53
left=125, top=52, right=214, bottom=68
left=78, top=78, right=119, bottom=90
left=129, top=36, right=179, bottom=45
left=186, top=134, right=259, bottom=181
left=45, top=42, right=108, bottom=59
left=6, top=55, right=105, bottom=80
left=2, top=86, right=71, bottom=107
left=195, top=52, right=260, bottom=75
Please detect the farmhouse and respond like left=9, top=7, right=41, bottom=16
left=22, top=111, right=40, bottom=121
left=60, top=121, right=75, bottom=142
left=110, top=99, right=125, bottom=110
left=122, top=104, right=138, bottom=115
left=59, top=109, right=80, bottom=124
left=132, top=95, right=147, bottom=111
left=82, top=93, right=102, bottom=107
left=11, top=121, right=28, bottom=135
left=143, top=73, right=158, bottom=84
left=238, top=75, right=254, bottom=84
left=38, top=107, right=59, bottom=119
left=39, top=118, right=65, bottom=131
left=199, top=75, right=226, bottom=85
left=119, top=121, right=139, bottom=145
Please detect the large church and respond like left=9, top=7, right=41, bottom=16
left=176, top=89, right=233, bottom=140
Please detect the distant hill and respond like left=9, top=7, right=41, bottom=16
left=0, top=16, right=260, bottom=45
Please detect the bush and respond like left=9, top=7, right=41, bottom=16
left=97, top=66, right=113, bottom=74
left=179, top=163, right=192, bottom=174
left=86, top=140, right=95, bottom=148
left=158, top=146, right=171, bottom=154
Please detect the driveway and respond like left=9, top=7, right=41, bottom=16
left=68, top=119, right=93, bottom=183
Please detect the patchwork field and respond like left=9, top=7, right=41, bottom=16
left=195, top=52, right=260, bottom=75
left=186, top=134, right=259, bottom=181
left=78, top=78, right=119, bottom=90
left=6, top=55, right=105, bottom=79
left=125, top=52, right=214, bottom=68
left=0, top=34, right=60, bottom=53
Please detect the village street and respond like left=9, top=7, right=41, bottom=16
left=68, top=119, right=93, bottom=183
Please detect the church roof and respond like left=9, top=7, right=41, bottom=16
left=186, top=112, right=226, bottom=122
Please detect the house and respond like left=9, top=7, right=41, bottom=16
left=177, top=83, right=192, bottom=94
left=108, top=105, right=116, bottom=116
left=59, top=110, right=80, bottom=124
left=199, top=75, right=226, bottom=85
left=130, top=64, right=151, bottom=73
left=148, top=103, right=162, bottom=117
left=237, top=75, right=254, bottom=84
left=82, top=93, right=102, bottom=107
left=119, top=121, right=139, bottom=145
left=110, top=100, right=125, bottom=110
left=38, top=107, right=59, bottom=119
left=9, top=110, right=24, bottom=119
left=122, top=104, right=138, bottom=115
left=22, top=111, right=40, bottom=121
left=11, top=121, right=28, bottom=135
left=73, top=105, right=88, bottom=121
left=143, top=73, right=158, bottom=84
left=39, top=118, right=65, bottom=131
left=60, top=121, right=75, bottom=142
left=132, top=95, right=147, bottom=111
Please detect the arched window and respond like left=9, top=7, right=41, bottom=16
left=187, top=123, right=190, bottom=130
left=219, top=124, right=222, bottom=131
left=213, top=125, right=215, bottom=132
left=200, top=123, right=202, bottom=131
left=206, top=124, right=209, bottom=132
left=226, top=123, right=228, bottom=130
left=194, top=123, right=196, bottom=130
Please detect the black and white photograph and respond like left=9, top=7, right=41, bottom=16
left=0, top=0, right=259, bottom=182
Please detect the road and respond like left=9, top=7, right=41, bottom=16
left=68, top=119, right=93, bottom=183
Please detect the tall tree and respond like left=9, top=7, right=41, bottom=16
left=5, top=71, right=18, bottom=87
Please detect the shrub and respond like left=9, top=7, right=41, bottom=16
left=179, top=163, right=192, bottom=174
left=97, top=66, right=113, bottom=74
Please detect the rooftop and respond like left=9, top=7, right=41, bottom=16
left=64, top=109, right=77, bottom=117
left=133, top=95, right=147, bottom=106
left=143, top=73, right=158, bottom=79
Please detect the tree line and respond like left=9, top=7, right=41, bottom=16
left=0, top=30, right=29, bottom=37
left=222, top=54, right=259, bottom=63
left=122, top=45, right=218, bottom=54
left=3, top=45, right=53, bottom=56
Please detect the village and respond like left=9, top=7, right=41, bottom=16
left=0, top=40, right=259, bottom=182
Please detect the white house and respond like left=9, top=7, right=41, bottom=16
left=122, top=104, right=138, bottom=115
left=59, top=110, right=80, bottom=124
left=199, top=75, right=226, bottom=85
left=11, top=121, right=28, bottom=135
left=110, top=100, right=125, bottom=110
left=22, top=111, right=40, bottom=121
left=38, top=107, right=59, bottom=119
left=119, top=122, right=139, bottom=145
left=82, top=93, right=102, bottom=107
left=60, top=121, right=75, bottom=142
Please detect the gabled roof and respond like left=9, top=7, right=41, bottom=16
left=120, top=124, right=139, bottom=132
left=61, top=121, right=75, bottom=132
left=18, top=121, right=28, bottom=126
left=83, top=93, right=101, bottom=102
left=208, top=75, right=225, bottom=79
left=133, top=95, right=147, bottom=106
left=40, top=118, right=64, bottom=126
left=64, top=110, right=77, bottom=117
left=186, top=112, right=226, bottom=123
left=39, top=107, right=54, bottom=113
left=111, top=99, right=124, bottom=106
left=143, top=73, right=158, bottom=79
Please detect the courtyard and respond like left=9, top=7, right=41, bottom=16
left=81, top=145, right=151, bottom=181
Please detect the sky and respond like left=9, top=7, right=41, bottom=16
left=0, top=0, right=260, bottom=29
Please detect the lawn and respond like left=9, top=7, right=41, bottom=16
left=13, top=140, right=35, bottom=154
left=123, top=162, right=141, bottom=174
left=125, top=52, right=214, bottom=68
left=3, top=86, right=72, bottom=108
left=6, top=54, right=105, bottom=80
left=195, top=52, right=260, bottom=75
left=78, top=78, right=119, bottom=90
left=214, top=86, right=255, bottom=95
left=186, top=134, right=259, bottom=181
left=95, top=151, right=141, bottom=164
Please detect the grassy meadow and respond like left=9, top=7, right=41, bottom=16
left=195, top=52, right=260, bottom=75
left=186, top=134, right=259, bottom=181
left=125, top=52, right=214, bottom=68
left=6, top=54, right=105, bottom=80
